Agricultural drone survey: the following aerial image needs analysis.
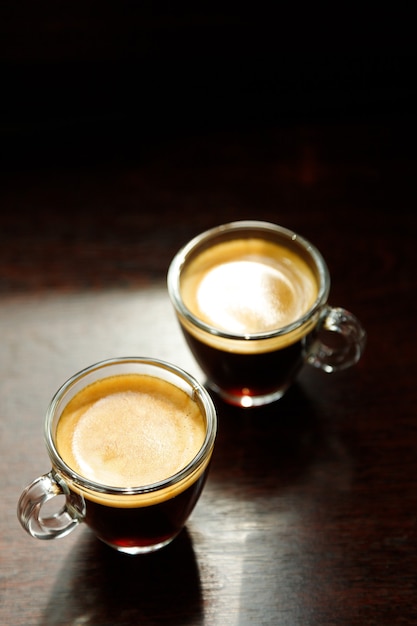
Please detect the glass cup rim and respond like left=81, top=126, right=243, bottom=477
left=44, top=356, right=217, bottom=497
left=167, top=220, right=330, bottom=341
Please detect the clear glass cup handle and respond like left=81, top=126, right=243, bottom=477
left=306, top=306, right=366, bottom=373
left=17, top=471, right=83, bottom=540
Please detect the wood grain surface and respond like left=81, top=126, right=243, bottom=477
left=1, top=111, right=416, bottom=625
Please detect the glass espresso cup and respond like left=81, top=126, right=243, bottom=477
left=17, top=357, right=217, bottom=555
left=167, top=221, right=366, bottom=407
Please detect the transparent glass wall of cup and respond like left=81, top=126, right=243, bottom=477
left=167, top=221, right=366, bottom=408
left=17, top=357, right=217, bottom=555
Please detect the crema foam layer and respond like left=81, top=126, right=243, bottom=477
left=181, top=238, right=318, bottom=334
left=56, top=374, right=205, bottom=488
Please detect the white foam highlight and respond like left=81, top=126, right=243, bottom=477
left=195, top=259, right=303, bottom=333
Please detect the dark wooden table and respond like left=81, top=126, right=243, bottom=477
left=1, top=113, right=416, bottom=625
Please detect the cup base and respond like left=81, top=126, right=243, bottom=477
left=207, top=382, right=288, bottom=408
left=101, top=535, right=177, bottom=555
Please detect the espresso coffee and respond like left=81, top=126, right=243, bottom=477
left=181, top=238, right=318, bottom=336
left=167, top=220, right=365, bottom=407
left=177, top=237, right=320, bottom=404
left=56, top=373, right=208, bottom=550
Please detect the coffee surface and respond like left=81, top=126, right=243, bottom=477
left=56, top=374, right=205, bottom=488
left=181, top=239, right=318, bottom=334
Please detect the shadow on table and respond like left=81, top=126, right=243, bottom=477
left=43, top=527, right=202, bottom=625
left=207, top=380, right=329, bottom=494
